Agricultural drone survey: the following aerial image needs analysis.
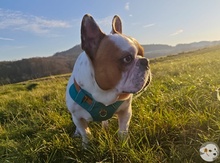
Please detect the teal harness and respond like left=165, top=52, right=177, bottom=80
left=69, top=81, right=124, bottom=122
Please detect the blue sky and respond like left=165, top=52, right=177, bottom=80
left=1, top=0, right=220, bottom=61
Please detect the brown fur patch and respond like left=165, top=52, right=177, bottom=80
left=128, top=37, right=144, bottom=56
left=118, top=93, right=131, bottom=100
left=93, top=36, right=123, bottom=90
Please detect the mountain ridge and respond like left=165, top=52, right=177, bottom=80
left=52, top=40, right=220, bottom=59
left=0, top=40, right=220, bottom=85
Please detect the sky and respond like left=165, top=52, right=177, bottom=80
left=1, top=0, right=220, bottom=61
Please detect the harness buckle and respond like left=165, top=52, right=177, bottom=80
left=83, top=95, right=93, bottom=104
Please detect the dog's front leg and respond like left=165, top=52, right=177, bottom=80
left=117, top=102, right=132, bottom=140
left=102, top=120, right=109, bottom=130
left=71, top=115, right=91, bottom=146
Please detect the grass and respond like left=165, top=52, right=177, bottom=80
left=0, top=46, right=220, bottom=162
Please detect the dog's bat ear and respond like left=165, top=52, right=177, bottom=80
left=112, top=15, right=122, bottom=34
left=81, top=14, right=105, bottom=60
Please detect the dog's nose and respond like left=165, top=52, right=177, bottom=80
left=139, top=58, right=150, bottom=70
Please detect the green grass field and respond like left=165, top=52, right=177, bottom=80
left=0, top=46, right=220, bottom=162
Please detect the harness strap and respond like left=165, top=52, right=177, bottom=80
left=69, top=80, right=124, bottom=121
left=74, top=79, right=93, bottom=105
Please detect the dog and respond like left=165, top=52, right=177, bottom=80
left=200, top=142, right=219, bottom=162
left=66, top=14, right=151, bottom=146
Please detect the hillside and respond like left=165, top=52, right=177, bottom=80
left=143, top=40, right=220, bottom=58
left=0, top=40, right=220, bottom=85
left=0, top=45, right=220, bottom=162
left=0, top=56, right=74, bottom=84
left=53, top=44, right=83, bottom=57
left=53, top=41, right=220, bottom=59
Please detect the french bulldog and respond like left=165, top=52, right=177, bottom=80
left=66, top=14, right=151, bottom=145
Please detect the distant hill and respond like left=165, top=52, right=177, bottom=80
left=143, top=40, right=220, bottom=58
left=53, top=44, right=83, bottom=58
left=52, top=40, right=220, bottom=59
left=0, top=40, right=220, bottom=85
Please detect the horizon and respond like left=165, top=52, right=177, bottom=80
left=2, top=39, right=219, bottom=62
left=1, top=0, right=220, bottom=61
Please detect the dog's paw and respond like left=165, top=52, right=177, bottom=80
left=72, top=129, right=81, bottom=137
left=118, top=131, right=129, bottom=141
left=102, top=120, right=109, bottom=130
left=118, top=131, right=130, bottom=147
left=82, top=142, right=89, bottom=149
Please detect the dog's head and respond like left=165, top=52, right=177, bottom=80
left=200, top=143, right=219, bottom=162
left=81, top=14, right=151, bottom=94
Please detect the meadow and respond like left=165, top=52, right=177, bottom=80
left=0, top=46, right=220, bottom=162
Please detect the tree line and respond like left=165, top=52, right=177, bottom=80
left=0, top=56, right=75, bottom=85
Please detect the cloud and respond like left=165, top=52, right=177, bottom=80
left=96, top=16, right=113, bottom=26
left=125, top=2, right=130, bottom=11
left=0, top=37, right=14, bottom=41
left=143, top=23, right=155, bottom=28
left=0, top=8, right=71, bottom=35
left=170, top=29, right=184, bottom=36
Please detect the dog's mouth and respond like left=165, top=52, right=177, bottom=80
left=122, top=70, right=151, bottom=94
left=134, top=71, right=151, bottom=95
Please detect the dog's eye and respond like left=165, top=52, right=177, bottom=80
left=123, top=55, right=133, bottom=64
